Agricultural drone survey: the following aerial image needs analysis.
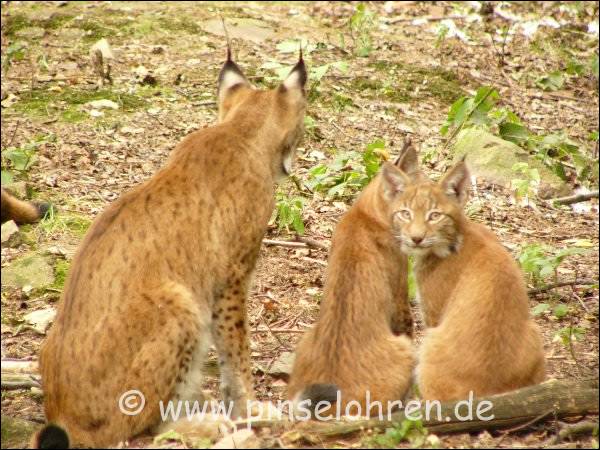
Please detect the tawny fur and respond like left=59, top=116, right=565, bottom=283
left=37, top=56, right=307, bottom=448
left=384, top=159, right=546, bottom=402
left=1, top=188, right=48, bottom=224
left=287, top=146, right=418, bottom=415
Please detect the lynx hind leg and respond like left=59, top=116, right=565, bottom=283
left=211, top=270, right=257, bottom=419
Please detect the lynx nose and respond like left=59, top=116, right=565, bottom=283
left=411, top=236, right=424, bottom=245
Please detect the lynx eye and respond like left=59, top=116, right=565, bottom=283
left=396, top=209, right=412, bottom=221
left=428, top=211, right=442, bottom=222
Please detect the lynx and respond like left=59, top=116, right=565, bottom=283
left=287, top=142, right=418, bottom=416
left=1, top=188, right=50, bottom=224
left=34, top=51, right=307, bottom=448
left=383, top=157, right=546, bottom=402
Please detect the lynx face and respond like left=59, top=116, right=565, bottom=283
left=217, top=53, right=307, bottom=180
left=382, top=160, right=470, bottom=258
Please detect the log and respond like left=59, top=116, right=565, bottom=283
left=549, top=190, right=599, bottom=206
left=1, top=373, right=41, bottom=391
left=247, top=379, right=598, bottom=438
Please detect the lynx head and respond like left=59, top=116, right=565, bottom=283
left=217, top=48, right=307, bottom=179
left=381, top=154, right=470, bottom=258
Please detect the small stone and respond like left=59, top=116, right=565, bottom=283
left=1, top=220, right=20, bottom=247
left=2, top=254, right=55, bottom=289
left=86, top=99, right=119, bottom=110
left=24, top=307, right=57, bottom=334
left=266, top=352, right=295, bottom=377
left=212, top=429, right=260, bottom=449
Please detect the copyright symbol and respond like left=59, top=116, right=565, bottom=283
left=119, top=390, right=145, bottom=416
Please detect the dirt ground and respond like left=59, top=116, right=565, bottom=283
left=1, top=1, right=598, bottom=448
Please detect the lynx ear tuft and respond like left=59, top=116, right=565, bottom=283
left=440, top=159, right=470, bottom=205
left=217, top=49, right=250, bottom=99
left=281, top=54, right=307, bottom=91
left=381, top=162, right=410, bottom=200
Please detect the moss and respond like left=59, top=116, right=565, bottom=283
left=2, top=12, right=75, bottom=37
left=368, top=60, right=465, bottom=104
left=78, top=19, right=114, bottom=42
left=60, top=109, right=88, bottom=123
left=14, top=87, right=147, bottom=120
left=158, top=17, right=202, bottom=34
left=52, top=259, right=70, bottom=290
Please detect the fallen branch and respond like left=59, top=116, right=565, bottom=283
left=294, top=236, right=329, bottom=251
left=548, top=190, right=599, bottom=206
left=528, top=279, right=597, bottom=295
left=1, top=373, right=40, bottom=391
left=263, top=239, right=308, bottom=249
left=263, top=238, right=329, bottom=250
left=543, top=420, right=599, bottom=446
left=247, top=379, right=598, bottom=438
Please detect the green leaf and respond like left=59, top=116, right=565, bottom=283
left=553, top=304, right=569, bottom=319
left=1, top=170, right=14, bottom=185
left=311, top=64, right=330, bottom=81
left=532, top=303, right=550, bottom=316
left=499, top=122, right=530, bottom=144
left=535, top=71, right=564, bottom=91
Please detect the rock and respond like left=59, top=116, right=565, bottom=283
left=451, top=128, right=571, bottom=199
left=24, top=307, right=57, bottom=334
left=1, top=220, right=20, bottom=247
left=212, top=429, right=260, bottom=449
left=0, top=416, right=41, bottom=449
left=201, top=18, right=275, bottom=44
left=2, top=254, right=55, bottom=289
left=85, top=99, right=119, bottom=110
left=264, top=352, right=295, bottom=378
left=15, top=27, right=45, bottom=40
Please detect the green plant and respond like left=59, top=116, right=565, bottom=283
left=2, top=40, right=27, bottom=75
left=441, top=87, right=599, bottom=186
left=306, top=139, right=388, bottom=199
left=349, top=3, right=376, bottom=57
left=518, top=243, right=587, bottom=287
left=1, top=134, right=55, bottom=180
left=262, top=39, right=348, bottom=102
left=368, top=419, right=428, bottom=448
left=511, top=162, right=540, bottom=204
left=273, top=190, right=305, bottom=235
left=535, top=70, right=565, bottom=91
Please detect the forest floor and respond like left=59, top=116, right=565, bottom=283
left=1, top=1, right=599, bottom=448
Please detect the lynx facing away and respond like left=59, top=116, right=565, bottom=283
left=35, top=53, right=307, bottom=448
left=383, top=158, right=546, bottom=402
left=287, top=143, right=418, bottom=415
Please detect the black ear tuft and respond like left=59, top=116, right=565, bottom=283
left=281, top=57, right=307, bottom=91
left=217, top=50, right=250, bottom=97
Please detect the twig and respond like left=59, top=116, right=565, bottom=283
left=548, top=191, right=599, bottom=206
left=263, top=239, right=308, bottom=249
left=2, top=118, right=21, bottom=151
left=495, top=410, right=553, bottom=446
left=528, top=279, right=597, bottom=295
left=294, top=236, right=329, bottom=250
left=263, top=238, right=329, bottom=250
left=251, top=327, right=308, bottom=334
left=386, top=15, right=464, bottom=25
